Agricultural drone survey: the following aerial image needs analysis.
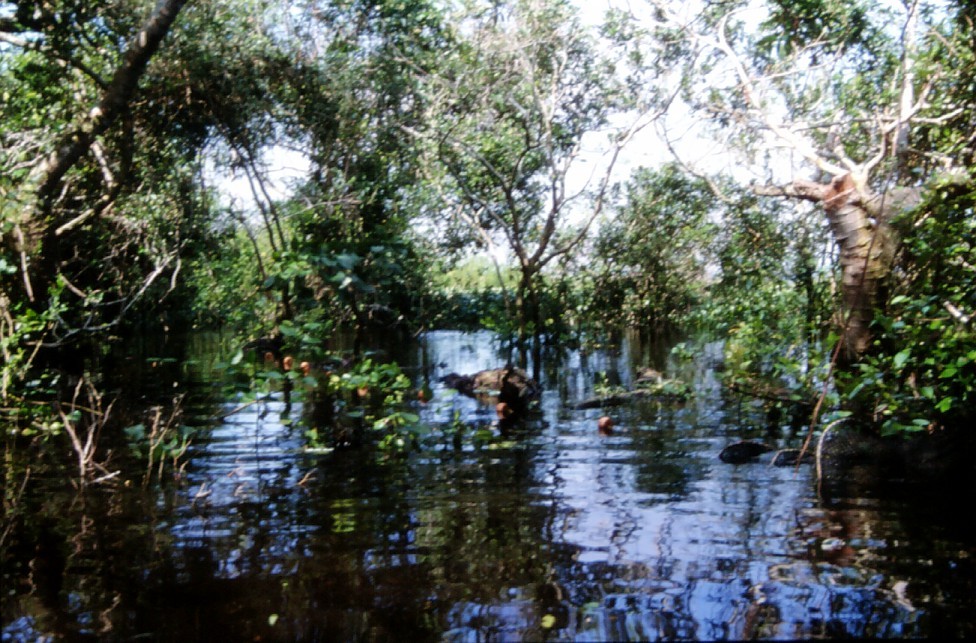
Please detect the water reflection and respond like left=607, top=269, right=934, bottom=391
left=3, top=330, right=975, bottom=640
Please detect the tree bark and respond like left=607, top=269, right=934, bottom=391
left=820, top=175, right=890, bottom=361
left=755, top=174, right=909, bottom=363
left=35, top=0, right=189, bottom=209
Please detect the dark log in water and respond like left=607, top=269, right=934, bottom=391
left=719, top=440, right=773, bottom=464
left=440, top=366, right=540, bottom=414
left=572, top=389, right=656, bottom=409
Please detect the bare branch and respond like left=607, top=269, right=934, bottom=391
left=944, top=301, right=971, bottom=326
left=710, top=11, right=847, bottom=178
left=752, top=180, right=831, bottom=203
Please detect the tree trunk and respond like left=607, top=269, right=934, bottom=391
left=17, top=0, right=189, bottom=303
left=515, top=270, right=532, bottom=369
left=820, top=174, right=892, bottom=362
left=35, top=0, right=189, bottom=209
left=755, top=174, right=917, bottom=364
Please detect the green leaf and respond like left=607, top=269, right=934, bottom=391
left=124, top=424, right=146, bottom=441
left=279, top=323, right=300, bottom=337
left=892, top=349, right=911, bottom=371
left=336, top=253, right=361, bottom=270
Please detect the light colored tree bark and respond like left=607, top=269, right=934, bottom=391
left=644, top=0, right=943, bottom=362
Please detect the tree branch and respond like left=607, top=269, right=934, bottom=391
left=751, top=179, right=831, bottom=203
left=711, top=11, right=847, bottom=178
left=35, top=0, right=189, bottom=210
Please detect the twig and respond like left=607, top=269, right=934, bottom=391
left=297, top=470, right=316, bottom=487
left=92, top=470, right=121, bottom=484
left=944, top=301, right=971, bottom=326
left=214, top=394, right=273, bottom=420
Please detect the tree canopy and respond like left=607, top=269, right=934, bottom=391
left=1, top=0, right=974, bottom=437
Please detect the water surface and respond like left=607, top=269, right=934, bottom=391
left=2, top=330, right=974, bottom=641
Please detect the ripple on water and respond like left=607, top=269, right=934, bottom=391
left=5, top=331, right=970, bottom=641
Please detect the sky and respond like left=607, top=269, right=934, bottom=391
left=208, top=0, right=763, bottom=227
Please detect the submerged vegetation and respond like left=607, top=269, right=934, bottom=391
left=1, top=0, right=975, bottom=541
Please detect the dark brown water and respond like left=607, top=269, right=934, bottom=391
left=3, top=330, right=975, bottom=641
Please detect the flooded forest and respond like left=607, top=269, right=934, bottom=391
left=3, top=0, right=976, bottom=640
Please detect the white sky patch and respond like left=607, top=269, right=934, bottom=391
left=206, top=144, right=311, bottom=211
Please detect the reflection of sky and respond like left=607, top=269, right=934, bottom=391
left=411, top=332, right=913, bottom=640
left=169, top=395, right=315, bottom=579
left=147, top=331, right=939, bottom=640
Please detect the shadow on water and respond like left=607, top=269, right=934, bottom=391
left=3, top=330, right=976, bottom=641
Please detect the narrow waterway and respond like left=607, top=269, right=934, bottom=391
left=2, top=330, right=974, bottom=641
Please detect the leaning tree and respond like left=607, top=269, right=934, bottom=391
left=638, top=0, right=976, bottom=430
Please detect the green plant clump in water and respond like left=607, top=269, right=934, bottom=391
left=593, top=372, right=628, bottom=398
left=307, top=358, right=426, bottom=453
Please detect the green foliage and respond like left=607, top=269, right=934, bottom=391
left=184, top=225, right=275, bottom=329
left=260, top=0, right=449, bottom=334
left=718, top=287, right=831, bottom=403
left=123, top=402, right=195, bottom=486
left=912, top=11, right=976, bottom=170
left=425, top=256, right=513, bottom=330
left=593, top=372, right=627, bottom=398
left=756, top=0, right=881, bottom=62
left=0, top=280, right=67, bottom=411
left=695, top=191, right=833, bottom=407
left=0, top=0, right=248, bottom=340
left=414, top=0, right=636, bottom=347
left=4, top=0, right=973, bottom=461
left=428, top=289, right=508, bottom=331
left=279, top=235, right=430, bottom=334
left=836, top=181, right=976, bottom=433
left=309, top=358, right=425, bottom=453
left=585, top=164, right=718, bottom=336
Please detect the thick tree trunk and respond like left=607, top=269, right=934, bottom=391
left=755, top=174, right=917, bottom=364
left=820, top=174, right=891, bottom=361
left=36, top=0, right=189, bottom=208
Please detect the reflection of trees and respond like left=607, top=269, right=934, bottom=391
left=630, top=426, right=702, bottom=501
left=4, top=331, right=972, bottom=640
left=406, top=442, right=573, bottom=625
